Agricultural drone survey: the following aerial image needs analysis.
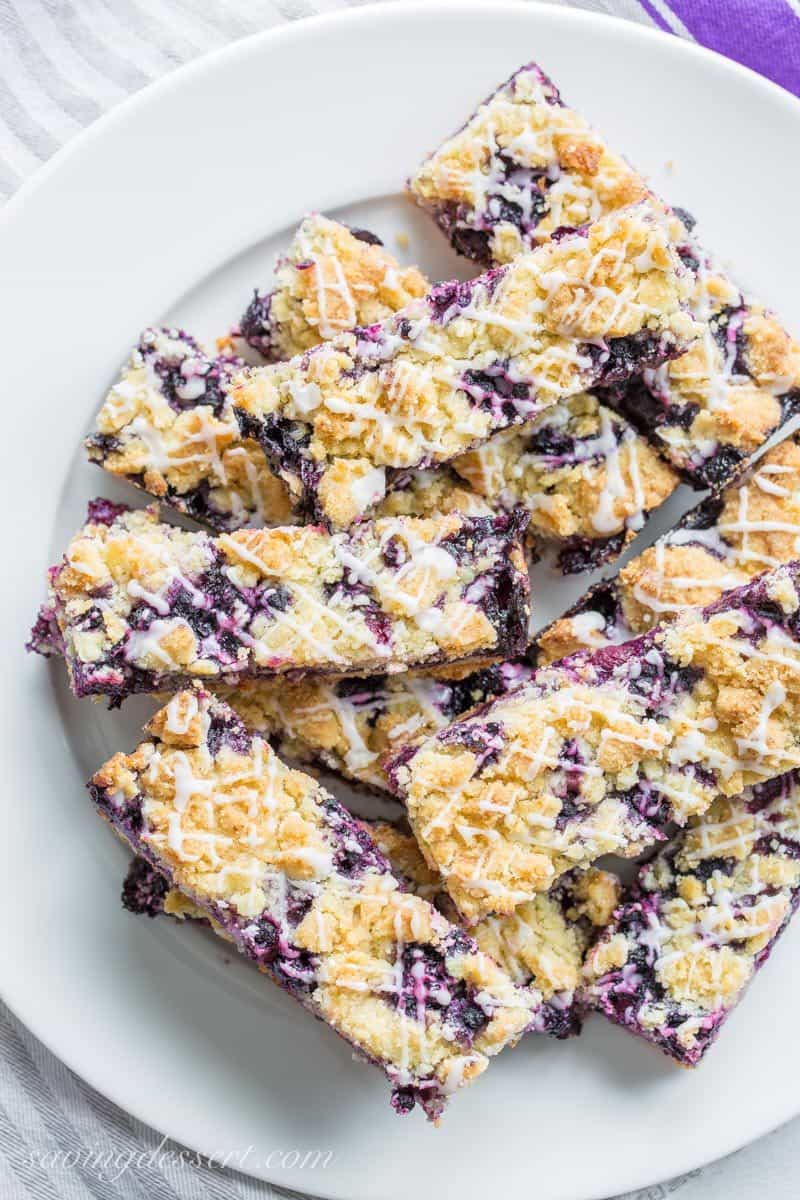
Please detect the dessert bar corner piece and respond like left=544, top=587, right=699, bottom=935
left=408, top=62, right=649, bottom=267
left=386, top=562, right=800, bottom=923
left=85, top=327, right=296, bottom=533
left=232, top=203, right=699, bottom=529
left=585, top=772, right=800, bottom=1065
left=235, top=213, right=429, bottom=362
left=39, top=501, right=530, bottom=701
left=91, top=689, right=538, bottom=1119
left=533, top=431, right=800, bottom=667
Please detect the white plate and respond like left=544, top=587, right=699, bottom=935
left=3, top=4, right=800, bottom=1197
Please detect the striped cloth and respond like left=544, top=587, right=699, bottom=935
left=2, top=2, right=799, bottom=1198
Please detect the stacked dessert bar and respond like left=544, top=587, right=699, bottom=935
left=30, top=58, right=800, bottom=1116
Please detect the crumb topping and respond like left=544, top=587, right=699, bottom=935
left=629, top=277, right=800, bottom=480
left=362, top=822, right=620, bottom=1009
left=407, top=59, right=800, bottom=486
left=237, top=214, right=428, bottom=361
left=534, top=433, right=800, bottom=664
left=408, top=63, right=648, bottom=265
left=453, top=391, right=678, bottom=551
left=219, top=659, right=534, bottom=792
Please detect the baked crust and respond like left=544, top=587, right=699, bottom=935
left=217, top=659, right=533, bottom=793
left=409, top=60, right=800, bottom=489
left=408, top=62, right=648, bottom=265
left=453, top=391, right=678, bottom=572
left=365, top=822, right=620, bottom=1028
left=86, top=328, right=295, bottom=532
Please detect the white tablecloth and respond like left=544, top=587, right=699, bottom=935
left=2, top=2, right=796, bottom=1196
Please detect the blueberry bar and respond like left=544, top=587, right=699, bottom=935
left=387, top=563, right=800, bottom=922
left=585, top=771, right=800, bottom=1065
left=408, top=63, right=649, bottom=267
left=601, top=217, right=800, bottom=488
left=535, top=432, right=800, bottom=666
left=232, top=204, right=698, bottom=529
left=221, top=659, right=534, bottom=793
left=409, top=62, right=800, bottom=490
left=123, top=818, right=621, bottom=1040
left=35, top=501, right=530, bottom=700
left=86, top=328, right=296, bottom=532
left=90, top=689, right=538, bottom=1119
left=453, top=391, right=679, bottom=574
left=234, top=214, right=428, bottom=362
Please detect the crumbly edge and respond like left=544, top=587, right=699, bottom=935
left=86, top=327, right=297, bottom=530
left=453, top=392, right=679, bottom=545
left=217, top=658, right=533, bottom=794
left=363, top=820, right=621, bottom=1007
left=407, top=60, right=800, bottom=485
left=407, top=62, right=650, bottom=263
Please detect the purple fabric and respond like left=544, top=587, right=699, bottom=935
left=654, top=0, right=800, bottom=96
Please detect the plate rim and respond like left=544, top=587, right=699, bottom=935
left=3, top=3, right=800, bottom=1196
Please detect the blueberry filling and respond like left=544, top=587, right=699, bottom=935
left=394, top=942, right=490, bottom=1045
left=204, top=707, right=253, bottom=759
left=681, top=492, right=726, bottom=533
left=556, top=531, right=628, bottom=576
left=692, top=445, right=745, bottom=490
left=426, top=270, right=506, bottom=324
left=461, top=362, right=535, bottom=421
left=435, top=661, right=529, bottom=720
left=122, top=857, right=170, bottom=917
left=449, top=222, right=493, bottom=265
left=586, top=332, right=680, bottom=386
left=87, top=497, right=130, bottom=526
left=86, top=432, right=121, bottom=457
left=239, top=291, right=275, bottom=356
left=139, top=329, right=239, bottom=419
left=709, top=305, right=750, bottom=377
left=438, top=720, right=505, bottom=774
left=26, top=603, right=65, bottom=657
left=89, top=782, right=145, bottom=836
left=347, top=226, right=383, bottom=246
